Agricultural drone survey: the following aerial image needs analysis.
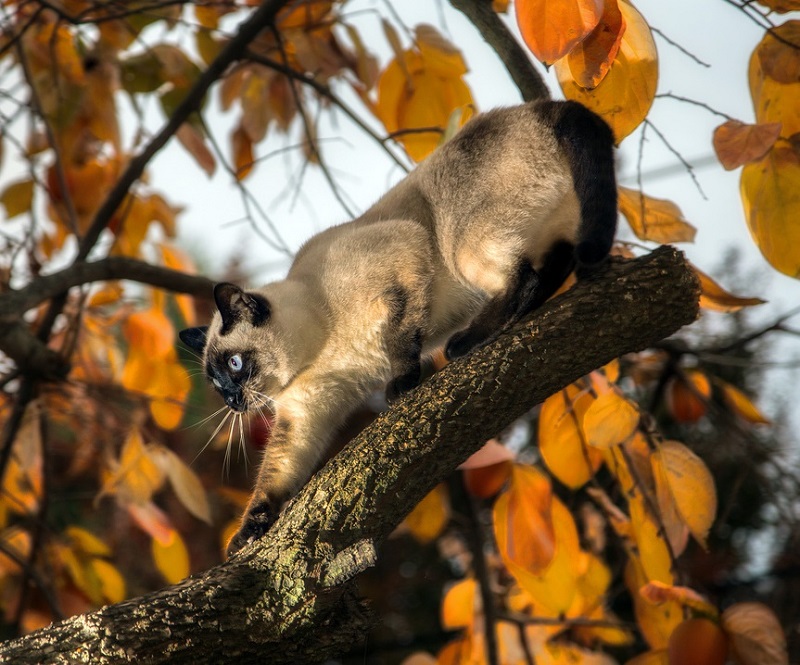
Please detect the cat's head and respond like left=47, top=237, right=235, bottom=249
left=179, top=283, right=294, bottom=413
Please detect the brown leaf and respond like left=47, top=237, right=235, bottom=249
left=713, top=120, right=782, bottom=170
left=722, top=602, right=788, bottom=665
left=176, top=123, right=216, bottom=177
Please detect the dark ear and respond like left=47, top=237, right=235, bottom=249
left=179, top=326, right=209, bottom=354
left=214, top=282, right=270, bottom=333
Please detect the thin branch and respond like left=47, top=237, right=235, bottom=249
left=650, top=27, right=710, bottom=67
left=644, top=119, right=707, bottom=200
left=656, top=92, right=735, bottom=122
left=448, top=0, right=550, bottom=102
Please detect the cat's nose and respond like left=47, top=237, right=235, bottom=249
left=225, top=393, right=246, bottom=412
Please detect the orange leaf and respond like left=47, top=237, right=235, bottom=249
left=665, top=370, right=711, bottom=424
left=402, top=484, right=449, bottom=544
left=556, top=0, right=657, bottom=142
left=459, top=438, right=515, bottom=469
left=123, top=306, right=175, bottom=361
left=756, top=0, right=800, bottom=12
left=582, top=390, right=640, bottom=449
left=721, top=602, right=788, bottom=665
left=625, top=559, right=681, bottom=649
left=152, top=527, right=190, bottom=584
left=618, top=187, right=696, bottom=244
left=127, top=501, right=173, bottom=545
left=652, top=440, right=716, bottom=550
left=494, top=465, right=555, bottom=573
left=463, top=461, right=512, bottom=499
left=176, top=123, right=216, bottom=177
left=567, top=0, right=627, bottom=89
left=625, top=650, right=669, bottom=665
left=232, top=124, right=255, bottom=180
left=539, top=384, right=604, bottom=489
left=718, top=380, right=771, bottom=425
left=713, top=120, right=782, bottom=170
left=691, top=264, right=766, bottom=312
left=441, top=578, right=477, bottom=630
left=515, top=0, right=604, bottom=66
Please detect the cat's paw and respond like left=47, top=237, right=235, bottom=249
left=225, top=502, right=277, bottom=558
left=445, top=329, right=482, bottom=360
left=385, top=371, right=420, bottom=403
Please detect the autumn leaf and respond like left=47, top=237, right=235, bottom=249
left=639, top=581, right=717, bottom=616
left=402, top=484, right=449, bottom=544
left=0, top=179, right=34, bottom=219
left=152, top=527, right=190, bottom=585
left=691, top=264, right=766, bottom=312
left=441, top=578, right=477, bottom=630
left=152, top=447, right=212, bottom=524
left=740, top=146, right=800, bottom=278
left=375, top=24, right=474, bottom=162
left=717, top=380, right=771, bottom=425
left=556, top=0, right=657, bottom=142
left=713, top=120, right=782, bottom=170
left=625, top=558, right=682, bottom=649
left=127, top=501, right=174, bottom=545
left=102, top=429, right=164, bottom=505
left=756, top=0, right=800, bottom=11
left=581, top=390, right=640, bottom=449
left=515, top=0, right=603, bottom=66
left=652, top=440, right=716, bottom=550
left=625, top=649, right=669, bottom=665
left=567, top=0, right=627, bottom=89
left=722, top=603, right=788, bottom=665
left=618, top=187, right=697, bottom=243
left=539, top=383, right=605, bottom=489
left=665, top=369, right=711, bottom=424
left=232, top=124, right=255, bottom=180
left=176, top=123, right=216, bottom=177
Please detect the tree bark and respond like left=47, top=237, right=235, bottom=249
left=0, top=247, right=700, bottom=664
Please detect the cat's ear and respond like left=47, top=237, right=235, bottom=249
left=179, top=326, right=209, bottom=354
left=214, top=282, right=271, bottom=332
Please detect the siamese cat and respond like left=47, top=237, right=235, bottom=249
left=180, top=100, right=617, bottom=555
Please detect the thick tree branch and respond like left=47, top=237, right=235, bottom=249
left=0, top=247, right=700, bottom=664
left=449, top=0, right=550, bottom=102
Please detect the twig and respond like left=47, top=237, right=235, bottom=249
left=656, top=92, right=735, bottom=121
left=644, top=119, right=707, bottom=200
left=650, top=27, right=710, bottom=67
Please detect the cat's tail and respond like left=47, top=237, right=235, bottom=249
left=540, top=100, right=618, bottom=270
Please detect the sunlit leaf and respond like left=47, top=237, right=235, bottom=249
left=639, top=580, right=718, bottom=617
left=567, top=0, right=627, bottom=89
left=556, top=0, right=657, bottom=142
left=718, top=380, right=771, bottom=425
left=652, top=440, right=716, bottom=550
left=403, top=484, right=449, bottom=544
left=618, top=187, right=697, bottom=243
left=65, top=526, right=111, bottom=558
left=153, top=447, right=212, bottom=524
left=713, top=120, right=782, bottom=170
left=441, top=578, right=477, bottom=630
left=102, top=429, right=164, bottom=504
left=721, top=602, right=788, bottom=665
left=753, top=21, right=800, bottom=86
left=741, top=147, right=800, bottom=278
left=625, top=559, right=681, bottom=649
left=152, top=527, right=190, bottom=585
left=539, top=384, right=604, bottom=489
left=628, top=495, right=673, bottom=584
left=123, top=306, right=175, bottom=362
left=0, top=179, right=34, bottom=219
left=91, top=559, right=126, bottom=604
left=582, top=390, right=640, bottom=449
left=691, top=264, right=766, bottom=312
left=515, top=0, right=603, bottom=66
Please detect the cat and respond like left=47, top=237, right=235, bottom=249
left=179, top=99, right=617, bottom=555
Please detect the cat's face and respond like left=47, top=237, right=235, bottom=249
left=180, top=283, right=287, bottom=413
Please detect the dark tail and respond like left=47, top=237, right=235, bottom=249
left=536, top=100, right=618, bottom=269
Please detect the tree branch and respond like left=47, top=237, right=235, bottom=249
left=448, top=0, right=550, bottom=102
left=0, top=246, right=699, bottom=664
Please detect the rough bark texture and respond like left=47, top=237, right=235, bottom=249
left=0, top=247, right=700, bottom=664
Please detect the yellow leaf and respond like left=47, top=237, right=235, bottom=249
left=441, top=578, right=477, bottom=630
left=403, top=484, right=449, bottom=544
left=152, top=528, right=190, bottom=584
left=539, top=383, right=604, bottom=489
left=493, top=465, right=554, bottom=574
left=629, top=495, right=673, bottom=584
left=582, top=390, right=640, bottom=450
left=91, top=558, right=126, bottom=604
left=515, top=0, right=603, bottom=66
left=741, top=147, right=800, bottom=278
left=567, top=0, right=627, bottom=89
left=148, top=357, right=191, bottom=430
left=556, top=0, right=657, bottom=142
left=624, top=650, right=669, bottom=665
left=154, top=447, right=212, bottom=524
left=376, top=30, right=475, bottom=162
left=618, top=187, right=697, bottom=244
left=625, top=559, right=681, bottom=649
left=0, top=179, right=34, bottom=219
left=713, top=120, right=782, bottom=170
left=692, top=264, right=766, bottom=312
left=103, top=429, right=164, bottom=504
left=721, top=602, right=788, bottom=665
left=652, top=440, right=716, bottom=550
left=3, top=403, right=43, bottom=515
left=65, top=526, right=111, bottom=558
left=718, top=380, right=771, bottom=425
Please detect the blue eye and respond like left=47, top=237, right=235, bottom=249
left=228, top=354, right=243, bottom=372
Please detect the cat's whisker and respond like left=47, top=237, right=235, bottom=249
left=184, top=404, right=228, bottom=431
left=238, top=413, right=250, bottom=474
left=192, top=408, right=233, bottom=464
left=222, top=413, right=236, bottom=479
